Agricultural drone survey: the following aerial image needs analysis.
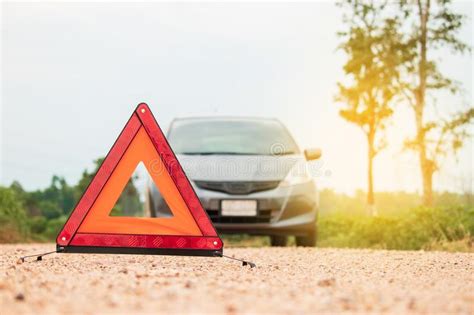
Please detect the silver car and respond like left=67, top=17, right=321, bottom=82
left=147, top=117, right=321, bottom=246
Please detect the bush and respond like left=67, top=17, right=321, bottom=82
left=39, top=200, right=63, bottom=219
left=29, top=216, right=48, bottom=234
left=0, top=187, right=29, bottom=242
left=318, top=207, right=474, bottom=251
left=43, top=216, right=67, bottom=240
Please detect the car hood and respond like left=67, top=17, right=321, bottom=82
left=176, top=154, right=305, bottom=182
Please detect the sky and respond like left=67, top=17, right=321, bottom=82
left=1, top=1, right=473, bottom=194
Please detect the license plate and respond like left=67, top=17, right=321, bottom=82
left=221, top=200, right=257, bottom=217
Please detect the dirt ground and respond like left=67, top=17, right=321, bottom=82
left=1, top=244, right=473, bottom=315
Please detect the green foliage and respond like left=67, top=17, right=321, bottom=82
left=337, top=1, right=472, bottom=207
left=0, top=157, right=472, bottom=253
left=336, top=0, right=402, bottom=143
left=339, top=2, right=408, bottom=125
left=227, top=190, right=473, bottom=251
left=336, top=0, right=408, bottom=208
left=397, top=0, right=472, bottom=205
left=318, top=206, right=473, bottom=251
left=0, top=156, right=145, bottom=242
left=0, top=187, right=29, bottom=242
left=43, top=216, right=68, bottom=240
left=29, top=216, right=48, bottom=234
left=75, top=158, right=104, bottom=201
left=38, top=200, right=63, bottom=219
left=222, top=201, right=473, bottom=252
left=110, top=175, right=144, bottom=217
left=319, top=189, right=473, bottom=216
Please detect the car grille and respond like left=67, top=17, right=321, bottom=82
left=206, top=209, right=272, bottom=224
left=195, top=181, right=280, bottom=195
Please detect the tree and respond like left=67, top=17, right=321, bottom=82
left=110, top=174, right=143, bottom=217
left=336, top=0, right=403, bottom=214
left=0, top=187, right=29, bottom=242
left=75, top=157, right=105, bottom=202
left=42, top=175, right=76, bottom=216
left=397, top=0, right=472, bottom=206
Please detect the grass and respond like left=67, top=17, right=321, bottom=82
left=317, top=206, right=473, bottom=251
left=222, top=207, right=474, bottom=252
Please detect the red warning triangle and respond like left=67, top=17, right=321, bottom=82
left=56, top=103, right=223, bottom=256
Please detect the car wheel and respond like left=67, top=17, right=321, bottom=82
left=295, top=227, right=317, bottom=247
left=270, top=235, right=288, bottom=247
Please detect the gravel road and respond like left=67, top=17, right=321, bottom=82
left=1, top=244, right=473, bottom=315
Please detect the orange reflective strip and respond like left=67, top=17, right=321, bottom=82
left=77, top=127, right=202, bottom=236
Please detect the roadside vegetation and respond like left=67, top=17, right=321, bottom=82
left=318, top=190, right=473, bottom=252
left=224, top=190, right=473, bottom=252
left=1, top=175, right=472, bottom=252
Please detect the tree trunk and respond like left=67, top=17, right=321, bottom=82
left=367, top=153, right=374, bottom=206
left=415, top=0, right=433, bottom=206
left=366, top=128, right=377, bottom=216
left=421, top=162, right=434, bottom=206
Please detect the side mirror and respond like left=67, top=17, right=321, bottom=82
left=304, top=148, right=322, bottom=161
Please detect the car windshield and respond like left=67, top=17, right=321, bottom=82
left=168, top=119, right=300, bottom=155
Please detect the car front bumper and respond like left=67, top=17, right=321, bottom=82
left=194, top=181, right=319, bottom=237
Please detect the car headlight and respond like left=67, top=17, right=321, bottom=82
left=280, top=163, right=312, bottom=187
